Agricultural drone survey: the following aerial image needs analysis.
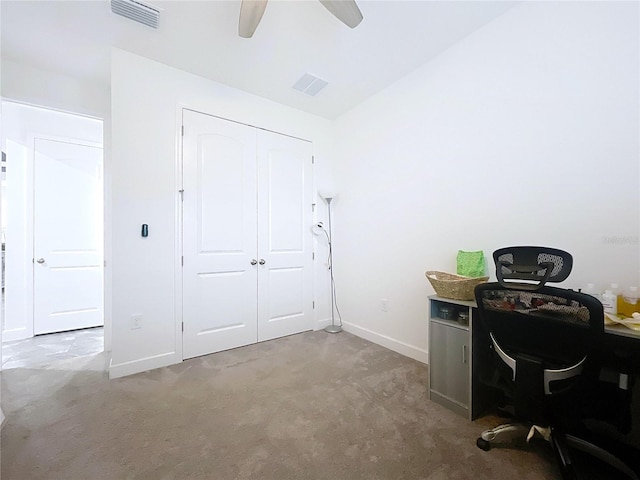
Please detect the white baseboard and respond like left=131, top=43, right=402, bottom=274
left=2, top=328, right=31, bottom=343
left=342, top=321, right=428, bottom=364
left=109, top=351, right=181, bottom=379
left=314, top=317, right=332, bottom=331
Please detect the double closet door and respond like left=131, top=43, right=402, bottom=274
left=182, top=110, right=313, bottom=360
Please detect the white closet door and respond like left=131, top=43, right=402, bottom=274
left=182, top=110, right=258, bottom=359
left=33, top=138, right=103, bottom=335
left=257, top=130, right=313, bottom=341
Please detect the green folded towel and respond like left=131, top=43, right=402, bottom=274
left=457, top=250, right=485, bottom=278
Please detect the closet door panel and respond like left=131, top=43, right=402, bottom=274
left=257, top=130, right=313, bottom=341
left=182, top=110, right=258, bottom=359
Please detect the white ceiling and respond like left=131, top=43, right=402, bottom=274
left=1, top=0, right=517, bottom=119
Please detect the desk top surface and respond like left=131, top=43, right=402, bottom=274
left=605, top=323, right=640, bottom=340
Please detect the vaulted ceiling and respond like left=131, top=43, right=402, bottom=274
left=1, top=1, right=516, bottom=119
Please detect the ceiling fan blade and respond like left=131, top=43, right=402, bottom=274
left=239, top=0, right=268, bottom=38
left=318, top=0, right=363, bottom=29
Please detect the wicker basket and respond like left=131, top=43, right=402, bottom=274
left=425, top=271, right=489, bottom=301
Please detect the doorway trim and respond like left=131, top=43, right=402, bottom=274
left=2, top=100, right=104, bottom=342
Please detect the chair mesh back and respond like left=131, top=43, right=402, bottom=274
left=475, top=284, right=602, bottom=367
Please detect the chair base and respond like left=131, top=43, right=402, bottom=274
left=477, top=422, right=639, bottom=480
left=478, top=423, right=531, bottom=448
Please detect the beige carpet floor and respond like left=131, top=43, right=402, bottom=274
left=1, top=330, right=579, bottom=479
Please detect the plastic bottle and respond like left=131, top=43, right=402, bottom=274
left=601, top=290, right=617, bottom=315
left=583, top=283, right=600, bottom=301
left=623, top=286, right=638, bottom=304
left=618, top=286, right=639, bottom=317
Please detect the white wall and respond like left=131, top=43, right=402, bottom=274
left=110, top=49, right=334, bottom=378
left=1, top=59, right=109, bottom=119
left=331, top=1, right=640, bottom=362
left=1, top=102, right=104, bottom=341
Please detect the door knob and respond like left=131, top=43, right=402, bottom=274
left=36, top=258, right=45, bottom=264
left=250, top=259, right=258, bottom=266
left=259, top=259, right=266, bottom=265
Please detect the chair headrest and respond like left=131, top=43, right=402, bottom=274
left=493, top=246, right=573, bottom=291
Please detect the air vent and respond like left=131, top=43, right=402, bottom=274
left=292, top=73, right=329, bottom=97
left=111, top=0, right=159, bottom=29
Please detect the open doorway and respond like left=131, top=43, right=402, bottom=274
left=1, top=101, right=104, bottom=370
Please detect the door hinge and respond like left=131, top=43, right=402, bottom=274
left=181, top=126, right=184, bottom=136
left=313, top=301, right=315, bottom=309
left=104, top=260, right=107, bottom=267
left=312, top=203, right=316, bottom=212
left=181, top=256, right=184, bottom=266
left=312, top=252, right=315, bottom=260
left=179, top=189, right=184, bottom=200
left=182, top=322, right=184, bottom=332
left=312, top=156, right=315, bottom=164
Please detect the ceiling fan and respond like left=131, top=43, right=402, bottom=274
left=239, top=0, right=363, bottom=38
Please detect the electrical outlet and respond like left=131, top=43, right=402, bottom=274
left=381, top=299, right=388, bottom=312
left=131, top=314, right=142, bottom=330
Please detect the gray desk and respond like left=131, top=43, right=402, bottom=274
left=428, top=295, right=640, bottom=420
left=602, top=323, right=640, bottom=378
left=428, top=296, right=489, bottom=420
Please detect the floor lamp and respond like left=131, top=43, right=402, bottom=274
left=316, top=191, right=341, bottom=334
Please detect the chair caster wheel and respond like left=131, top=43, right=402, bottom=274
left=477, top=438, right=491, bottom=451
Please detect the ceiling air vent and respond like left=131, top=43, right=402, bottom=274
left=111, top=0, right=160, bottom=29
left=292, top=73, right=328, bottom=97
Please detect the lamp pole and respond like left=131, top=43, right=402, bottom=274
left=323, top=197, right=341, bottom=334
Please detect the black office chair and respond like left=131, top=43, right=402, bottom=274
left=474, top=246, right=638, bottom=480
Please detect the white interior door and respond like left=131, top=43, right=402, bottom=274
left=182, top=110, right=314, bottom=359
left=33, top=138, right=104, bottom=335
left=257, top=130, right=313, bottom=341
left=182, top=110, right=258, bottom=359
